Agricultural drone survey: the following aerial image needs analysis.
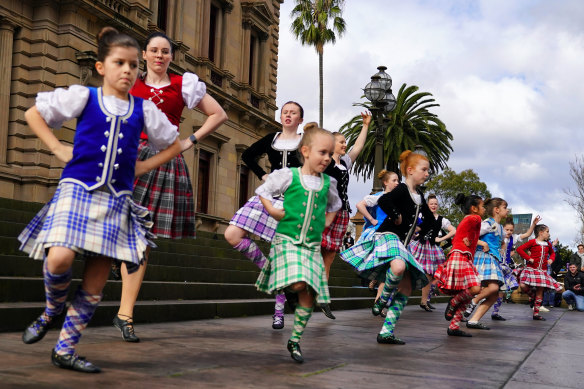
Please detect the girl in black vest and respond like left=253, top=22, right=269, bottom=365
left=409, top=194, right=456, bottom=311
left=320, top=112, right=371, bottom=319
left=224, top=101, right=304, bottom=330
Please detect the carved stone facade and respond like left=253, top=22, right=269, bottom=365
left=0, top=0, right=284, bottom=233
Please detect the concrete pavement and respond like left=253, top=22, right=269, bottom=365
left=1, top=303, right=583, bottom=388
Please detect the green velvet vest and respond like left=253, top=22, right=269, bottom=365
left=275, top=168, right=330, bottom=247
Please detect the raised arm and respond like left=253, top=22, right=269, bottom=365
left=347, top=112, right=372, bottom=162
left=519, top=215, right=541, bottom=240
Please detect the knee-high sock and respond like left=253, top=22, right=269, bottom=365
left=289, top=306, right=313, bottom=343
left=274, top=292, right=286, bottom=317
left=55, top=288, right=101, bottom=356
left=380, top=292, right=408, bottom=335
left=379, top=267, right=403, bottom=306
left=449, top=290, right=474, bottom=330
left=533, top=297, right=543, bottom=316
left=492, top=296, right=503, bottom=314
left=43, top=261, right=72, bottom=320
left=450, top=289, right=473, bottom=308
left=233, top=238, right=266, bottom=269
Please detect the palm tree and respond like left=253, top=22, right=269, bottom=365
left=340, top=83, right=453, bottom=180
left=290, top=0, right=346, bottom=127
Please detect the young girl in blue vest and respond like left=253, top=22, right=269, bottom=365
left=354, top=169, right=399, bottom=306
left=463, top=198, right=509, bottom=330
left=255, top=124, right=341, bottom=363
left=19, top=27, right=181, bottom=373
left=340, top=150, right=429, bottom=345
left=492, top=216, right=540, bottom=320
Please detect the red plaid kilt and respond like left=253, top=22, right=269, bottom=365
left=519, top=267, right=562, bottom=291
left=133, top=141, right=195, bottom=239
left=321, top=209, right=350, bottom=252
left=435, top=250, right=480, bottom=294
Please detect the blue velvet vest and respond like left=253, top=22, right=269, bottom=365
left=477, top=217, right=504, bottom=260
left=60, top=87, right=144, bottom=197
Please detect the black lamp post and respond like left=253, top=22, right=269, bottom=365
left=363, top=66, right=396, bottom=193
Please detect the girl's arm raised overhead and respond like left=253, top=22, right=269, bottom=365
left=519, top=215, right=542, bottom=240
left=348, top=112, right=372, bottom=162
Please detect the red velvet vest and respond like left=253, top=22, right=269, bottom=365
left=130, top=73, right=184, bottom=139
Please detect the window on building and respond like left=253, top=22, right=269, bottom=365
left=238, top=165, right=249, bottom=208
left=248, top=33, right=256, bottom=85
left=197, top=150, right=212, bottom=213
left=209, top=4, right=218, bottom=62
left=157, top=0, right=168, bottom=31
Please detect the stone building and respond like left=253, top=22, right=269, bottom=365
left=0, top=0, right=283, bottom=233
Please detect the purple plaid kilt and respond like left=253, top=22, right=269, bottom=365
left=500, top=262, right=519, bottom=291
left=340, top=232, right=428, bottom=290
left=321, top=209, right=350, bottom=252
left=230, top=195, right=283, bottom=241
left=435, top=250, right=480, bottom=294
left=133, top=141, right=195, bottom=239
left=474, top=251, right=505, bottom=287
left=18, top=182, right=155, bottom=266
left=408, top=239, right=446, bottom=276
left=519, top=267, right=562, bottom=291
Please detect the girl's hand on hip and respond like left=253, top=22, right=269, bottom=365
left=54, top=143, right=73, bottom=163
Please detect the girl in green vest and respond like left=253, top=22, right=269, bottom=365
left=255, top=124, right=341, bottom=363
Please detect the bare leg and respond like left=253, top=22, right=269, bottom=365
left=322, top=248, right=336, bottom=280
left=468, top=282, right=499, bottom=323
left=420, top=274, right=432, bottom=304
left=224, top=225, right=247, bottom=247
left=117, top=246, right=150, bottom=320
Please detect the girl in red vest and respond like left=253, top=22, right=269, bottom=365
left=516, top=224, right=562, bottom=320
left=113, top=32, right=227, bottom=342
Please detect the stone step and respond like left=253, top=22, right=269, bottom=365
left=0, top=277, right=373, bottom=303
left=0, top=295, right=447, bottom=333
left=0, top=254, right=360, bottom=282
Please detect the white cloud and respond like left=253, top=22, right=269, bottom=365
left=275, top=0, right=584, bottom=246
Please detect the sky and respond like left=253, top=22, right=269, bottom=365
left=274, top=0, right=584, bottom=247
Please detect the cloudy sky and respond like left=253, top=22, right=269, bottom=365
left=274, top=0, right=584, bottom=247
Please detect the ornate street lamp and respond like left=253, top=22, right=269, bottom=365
left=363, top=66, right=396, bottom=193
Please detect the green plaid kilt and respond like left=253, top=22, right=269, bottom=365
left=340, top=232, right=428, bottom=290
left=255, top=235, right=330, bottom=304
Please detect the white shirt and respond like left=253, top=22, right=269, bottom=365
left=256, top=168, right=342, bottom=212
left=36, top=85, right=178, bottom=151
left=143, top=72, right=206, bottom=109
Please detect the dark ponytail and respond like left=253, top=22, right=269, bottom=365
left=455, top=193, right=483, bottom=215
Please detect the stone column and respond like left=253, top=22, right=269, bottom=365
left=0, top=21, right=15, bottom=165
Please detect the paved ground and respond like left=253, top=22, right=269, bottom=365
left=1, top=302, right=583, bottom=388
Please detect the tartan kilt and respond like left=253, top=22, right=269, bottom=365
left=474, top=251, right=505, bottom=287
left=435, top=250, right=480, bottom=294
left=133, top=141, right=195, bottom=239
left=18, top=182, right=155, bottom=267
left=501, top=263, right=519, bottom=291
left=519, top=267, right=562, bottom=291
left=230, top=195, right=283, bottom=242
left=408, top=239, right=446, bottom=275
left=356, top=225, right=377, bottom=245
left=340, top=232, right=428, bottom=290
left=255, top=236, right=330, bottom=304
left=321, top=209, right=350, bottom=252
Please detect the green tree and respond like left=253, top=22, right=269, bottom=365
left=340, top=83, right=453, bottom=179
left=290, top=0, right=346, bottom=127
left=425, top=168, right=491, bottom=224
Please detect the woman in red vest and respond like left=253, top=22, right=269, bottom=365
left=113, top=32, right=227, bottom=342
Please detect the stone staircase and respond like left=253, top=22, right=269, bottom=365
left=0, top=197, right=384, bottom=332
